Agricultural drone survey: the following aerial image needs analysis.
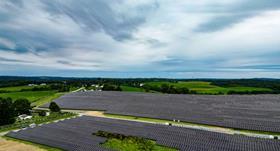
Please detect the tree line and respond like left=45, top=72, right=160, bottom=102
left=143, top=84, right=196, bottom=94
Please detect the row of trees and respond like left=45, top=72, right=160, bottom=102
left=211, top=79, right=280, bottom=93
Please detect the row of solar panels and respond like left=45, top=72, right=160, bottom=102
left=42, top=91, right=280, bottom=132
left=7, top=116, right=280, bottom=151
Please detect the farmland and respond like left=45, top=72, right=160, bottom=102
left=0, top=85, right=39, bottom=92
left=0, top=84, right=76, bottom=106
left=143, top=81, right=273, bottom=94
left=0, top=91, right=57, bottom=103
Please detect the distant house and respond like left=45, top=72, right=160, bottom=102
left=18, top=114, right=32, bottom=120
left=28, top=84, right=37, bottom=87
left=140, top=83, right=144, bottom=87
left=40, top=83, right=47, bottom=86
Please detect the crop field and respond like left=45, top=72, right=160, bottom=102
left=43, top=91, right=280, bottom=133
left=145, top=81, right=272, bottom=94
left=0, top=91, right=57, bottom=103
left=6, top=116, right=280, bottom=151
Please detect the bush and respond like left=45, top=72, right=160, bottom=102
left=38, top=110, right=47, bottom=116
left=102, top=84, right=122, bottom=91
left=49, top=102, right=61, bottom=112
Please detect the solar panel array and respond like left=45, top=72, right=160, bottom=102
left=42, top=91, right=280, bottom=132
left=7, top=116, right=280, bottom=151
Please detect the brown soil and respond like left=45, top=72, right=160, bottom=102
left=83, top=111, right=105, bottom=117
left=0, top=137, right=45, bottom=151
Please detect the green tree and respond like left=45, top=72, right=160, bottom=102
left=116, top=85, right=122, bottom=91
left=178, top=87, right=189, bottom=94
left=13, top=98, right=31, bottom=115
left=161, top=84, right=170, bottom=93
left=0, top=97, right=16, bottom=125
left=49, top=102, right=61, bottom=112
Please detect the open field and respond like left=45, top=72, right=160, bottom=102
left=43, top=91, right=280, bottom=133
left=0, top=136, right=61, bottom=151
left=145, top=81, right=273, bottom=94
left=0, top=86, right=38, bottom=92
left=6, top=116, right=280, bottom=151
left=0, top=91, right=57, bottom=102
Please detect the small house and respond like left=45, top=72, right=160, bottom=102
left=18, top=114, right=32, bottom=120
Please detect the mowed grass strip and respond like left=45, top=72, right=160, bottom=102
left=31, top=92, right=66, bottom=107
left=145, top=81, right=272, bottom=94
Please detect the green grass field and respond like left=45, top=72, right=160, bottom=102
left=0, top=91, right=57, bottom=102
left=145, top=81, right=272, bottom=94
left=0, top=85, right=38, bottom=92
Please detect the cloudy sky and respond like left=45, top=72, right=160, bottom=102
left=0, top=0, right=279, bottom=78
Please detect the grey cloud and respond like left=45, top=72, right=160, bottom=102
left=195, top=0, right=280, bottom=32
left=195, top=13, right=252, bottom=32
left=42, top=0, right=158, bottom=41
left=0, top=29, right=67, bottom=53
left=236, top=65, right=280, bottom=70
left=0, top=57, right=32, bottom=63
left=0, top=0, right=159, bottom=54
left=235, top=0, right=280, bottom=12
